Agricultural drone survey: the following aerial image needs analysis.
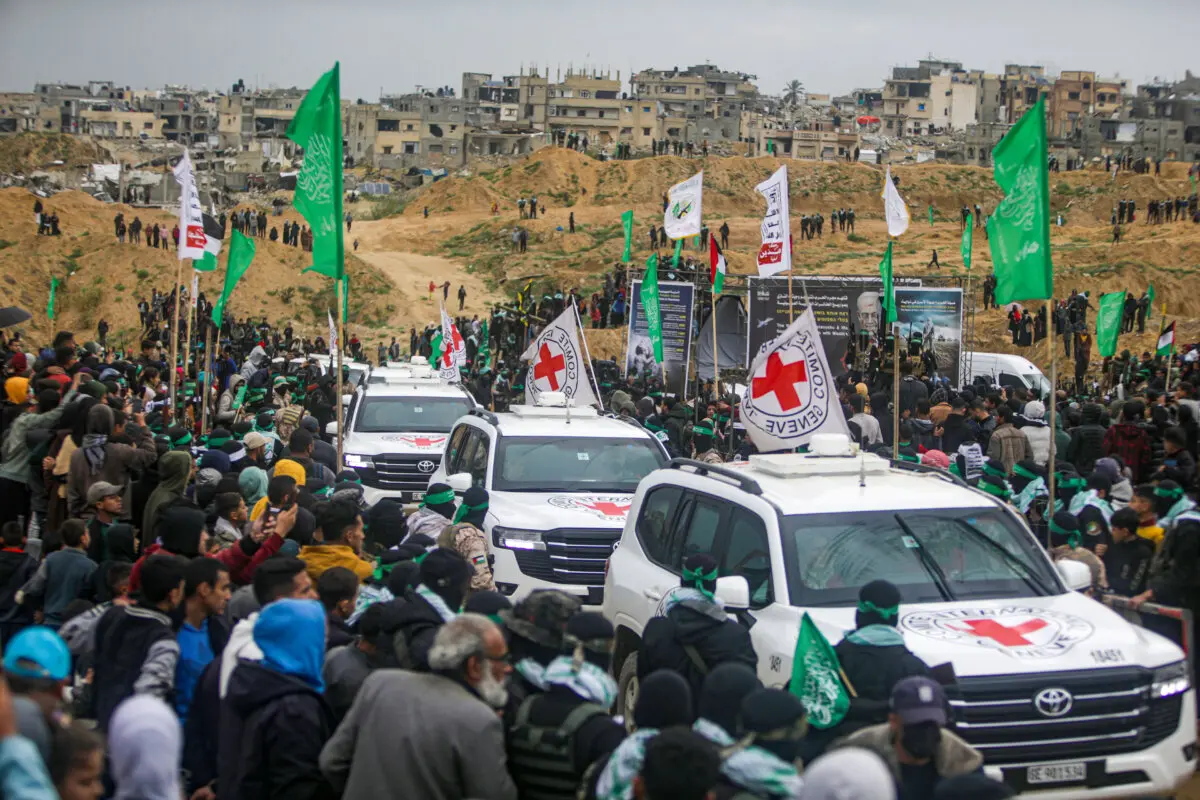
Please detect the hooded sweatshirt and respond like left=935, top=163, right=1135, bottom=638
left=67, top=403, right=157, bottom=518
left=109, top=694, right=183, bottom=800
left=141, top=451, right=192, bottom=547
left=1020, top=400, right=1053, bottom=466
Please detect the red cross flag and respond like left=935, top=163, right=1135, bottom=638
left=741, top=307, right=848, bottom=452
left=522, top=306, right=599, bottom=408
left=439, top=307, right=466, bottom=383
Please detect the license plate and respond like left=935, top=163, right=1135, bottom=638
left=410, top=492, right=425, bottom=501
left=1027, top=763, right=1086, bottom=784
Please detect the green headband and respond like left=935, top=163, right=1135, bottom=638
left=1012, top=464, right=1039, bottom=481
left=979, top=479, right=1010, bottom=500
left=983, top=462, right=1008, bottom=479
left=413, top=550, right=431, bottom=565
left=858, top=600, right=898, bottom=620
left=172, top=432, right=193, bottom=447
left=372, top=558, right=398, bottom=582
left=1058, top=476, right=1087, bottom=491
left=645, top=421, right=664, bottom=433
left=693, top=424, right=715, bottom=438
left=452, top=501, right=488, bottom=524
left=683, top=564, right=718, bottom=600
left=1049, top=519, right=1081, bottom=548
left=422, top=489, right=456, bottom=508
left=1155, top=486, right=1185, bottom=500
left=207, top=435, right=232, bottom=448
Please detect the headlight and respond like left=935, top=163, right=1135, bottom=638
left=344, top=453, right=373, bottom=469
left=1152, top=660, right=1191, bottom=699
left=493, top=526, right=545, bottom=551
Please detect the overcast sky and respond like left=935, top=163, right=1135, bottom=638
left=1, top=0, right=1195, bottom=100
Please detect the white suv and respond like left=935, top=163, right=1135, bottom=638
left=604, top=435, right=1195, bottom=799
left=430, top=394, right=668, bottom=606
left=334, top=369, right=478, bottom=506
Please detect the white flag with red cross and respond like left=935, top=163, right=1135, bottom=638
left=439, top=307, right=466, bottom=383
left=741, top=307, right=849, bottom=452
left=522, top=306, right=599, bottom=408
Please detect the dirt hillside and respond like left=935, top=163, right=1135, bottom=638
left=0, top=133, right=109, bottom=173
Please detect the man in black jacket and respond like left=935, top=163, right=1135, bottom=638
left=639, top=554, right=756, bottom=701
left=939, top=397, right=977, bottom=454
left=1067, top=402, right=1108, bottom=476
left=898, top=361, right=928, bottom=416
left=221, top=598, right=333, bottom=800
left=392, top=549, right=473, bottom=671
left=1104, top=508, right=1154, bottom=597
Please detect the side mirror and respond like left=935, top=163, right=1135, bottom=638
left=325, top=421, right=338, bottom=436
left=1056, top=559, right=1092, bottom=592
left=715, top=575, right=751, bottom=612
left=446, top=472, right=472, bottom=493
left=342, top=394, right=351, bottom=407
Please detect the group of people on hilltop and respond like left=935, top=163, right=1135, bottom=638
left=32, top=199, right=60, bottom=237
left=112, top=212, right=175, bottom=249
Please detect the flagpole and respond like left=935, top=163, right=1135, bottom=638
left=169, top=258, right=185, bottom=418
left=336, top=279, right=345, bottom=469
left=1047, top=332, right=1057, bottom=548
left=892, top=321, right=900, bottom=453
left=199, top=324, right=214, bottom=437
left=184, top=274, right=196, bottom=427
left=571, top=301, right=604, bottom=409
left=787, top=270, right=794, bottom=323
left=710, top=290, right=720, bottom=398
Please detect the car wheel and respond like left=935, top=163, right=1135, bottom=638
left=617, top=650, right=639, bottom=729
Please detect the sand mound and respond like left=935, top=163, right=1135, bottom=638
left=0, top=133, right=108, bottom=174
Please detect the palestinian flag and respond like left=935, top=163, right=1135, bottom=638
left=708, top=236, right=726, bottom=295
left=1157, top=321, right=1175, bottom=357
left=195, top=213, right=224, bottom=272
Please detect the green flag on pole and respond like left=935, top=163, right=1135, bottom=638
left=961, top=212, right=973, bottom=272
left=429, top=331, right=443, bottom=367
left=47, top=277, right=59, bottom=320
left=212, top=230, right=256, bottom=326
left=987, top=96, right=1053, bottom=305
left=1095, top=291, right=1125, bottom=358
left=477, top=320, right=491, bottom=371
left=340, top=274, right=349, bottom=323
left=878, top=241, right=897, bottom=324
left=641, top=254, right=664, bottom=364
left=621, top=210, right=634, bottom=263
left=1147, top=284, right=1155, bottom=320
left=789, top=613, right=850, bottom=730
left=928, top=204, right=934, bottom=226
left=672, top=239, right=683, bottom=270
left=1191, top=173, right=1197, bottom=191
left=287, top=62, right=345, bottom=280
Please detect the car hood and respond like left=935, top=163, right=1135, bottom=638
left=756, top=592, right=1184, bottom=678
left=343, top=431, right=449, bottom=457
left=487, top=491, right=634, bottom=531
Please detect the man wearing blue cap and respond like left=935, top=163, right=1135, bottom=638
left=4, top=626, right=71, bottom=766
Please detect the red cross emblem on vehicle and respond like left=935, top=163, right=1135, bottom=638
left=401, top=436, right=444, bottom=448
left=534, top=342, right=566, bottom=391
left=580, top=501, right=631, bottom=517
left=953, top=618, right=1049, bottom=647
left=751, top=353, right=808, bottom=411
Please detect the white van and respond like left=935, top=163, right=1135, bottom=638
left=967, top=352, right=1051, bottom=397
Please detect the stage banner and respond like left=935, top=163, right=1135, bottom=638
left=627, top=279, right=695, bottom=397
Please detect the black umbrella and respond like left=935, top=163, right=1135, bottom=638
left=0, top=307, right=31, bottom=329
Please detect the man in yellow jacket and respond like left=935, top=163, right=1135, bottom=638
left=300, top=496, right=374, bottom=583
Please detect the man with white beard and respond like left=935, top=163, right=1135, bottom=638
left=319, top=613, right=517, bottom=800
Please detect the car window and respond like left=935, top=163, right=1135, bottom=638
left=636, top=486, right=683, bottom=569
left=999, top=372, right=1024, bottom=389
left=681, top=496, right=724, bottom=561
left=466, top=431, right=490, bottom=487
left=723, top=508, right=773, bottom=608
left=445, top=425, right=471, bottom=473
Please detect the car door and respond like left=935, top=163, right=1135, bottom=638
left=616, top=485, right=686, bottom=629
left=465, top=430, right=490, bottom=488
left=440, top=423, right=472, bottom=480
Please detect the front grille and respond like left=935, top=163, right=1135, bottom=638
left=355, top=454, right=438, bottom=491
left=950, top=667, right=1181, bottom=766
left=509, top=528, right=617, bottom=586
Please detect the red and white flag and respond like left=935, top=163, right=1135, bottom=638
left=522, top=306, right=598, bottom=408
left=439, top=307, right=466, bottom=382
left=172, top=150, right=207, bottom=261
left=741, top=307, right=848, bottom=452
left=755, top=165, right=791, bottom=276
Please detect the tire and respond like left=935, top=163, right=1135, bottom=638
left=616, top=650, right=639, bottom=728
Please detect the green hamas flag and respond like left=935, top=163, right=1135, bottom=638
left=928, top=204, right=934, bottom=226
left=672, top=239, right=683, bottom=269
left=621, top=210, right=634, bottom=263
left=212, top=230, right=256, bottom=326
left=790, top=613, right=850, bottom=729
left=1095, top=290, right=1125, bottom=358
left=477, top=320, right=491, bottom=370
left=641, top=253, right=664, bottom=364
left=47, top=277, right=59, bottom=320
left=1147, top=283, right=1155, bottom=320
left=287, top=62, right=345, bottom=280
left=878, top=240, right=897, bottom=324
left=987, top=96, right=1053, bottom=305
left=961, top=212, right=973, bottom=272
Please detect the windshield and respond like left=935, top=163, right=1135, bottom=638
left=780, top=508, right=1061, bottom=606
left=493, top=436, right=666, bottom=493
left=353, top=397, right=471, bottom=433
